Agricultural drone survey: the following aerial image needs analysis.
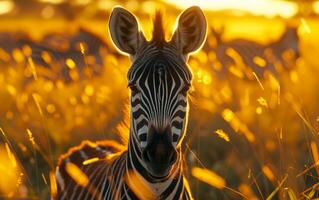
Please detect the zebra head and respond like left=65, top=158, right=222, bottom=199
left=109, top=6, right=207, bottom=177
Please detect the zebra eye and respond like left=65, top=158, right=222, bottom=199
left=180, top=84, right=191, bottom=94
left=128, top=83, right=139, bottom=92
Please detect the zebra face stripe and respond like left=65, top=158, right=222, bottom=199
left=128, top=45, right=192, bottom=149
left=108, top=5, right=206, bottom=178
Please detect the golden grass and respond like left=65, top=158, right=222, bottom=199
left=0, top=1, right=318, bottom=199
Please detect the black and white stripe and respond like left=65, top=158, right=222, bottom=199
left=128, top=44, right=192, bottom=149
left=55, top=6, right=207, bottom=200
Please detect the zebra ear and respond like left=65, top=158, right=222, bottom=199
left=171, top=6, right=207, bottom=55
left=109, top=7, right=146, bottom=55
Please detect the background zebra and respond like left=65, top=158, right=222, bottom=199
left=55, top=6, right=207, bottom=199
left=204, top=25, right=299, bottom=80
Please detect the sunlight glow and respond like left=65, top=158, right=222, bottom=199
left=38, top=0, right=65, bottom=4
left=0, top=145, right=21, bottom=196
left=0, top=1, right=14, bottom=15
left=50, top=172, right=57, bottom=198
left=164, top=0, right=298, bottom=18
left=300, top=18, right=311, bottom=34
left=82, top=157, right=99, bottom=165
left=262, top=165, right=275, bottom=182
left=65, top=162, right=89, bottom=187
left=191, top=167, right=226, bottom=189
left=125, top=170, right=156, bottom=199
left=215, top=129, right=230, bottom=142
left=0, top=1, right=317, bottom=198
left=310, top=141, right=319, bottom=175
left=314, top=1, right=319, bottom=14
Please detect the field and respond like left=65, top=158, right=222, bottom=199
left=0, top=0, right=319, bottom=199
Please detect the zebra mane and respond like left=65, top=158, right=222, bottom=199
left=152, top=11, right=165, bottom=45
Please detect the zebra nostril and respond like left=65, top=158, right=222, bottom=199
left=142, top=149, right=151, bottom=162
left=146, top=151, right=152, bottom=162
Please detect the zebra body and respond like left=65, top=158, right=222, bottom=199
left=207, top=26, right=299, bottom=79
left=55, top=6, right=207, bottom=200
left=56, top=141, right=191, bottom=199
left=0, top=28, right=110, bottom=83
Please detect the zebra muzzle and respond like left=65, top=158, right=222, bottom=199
left=142, top=126, right=177, bottom=177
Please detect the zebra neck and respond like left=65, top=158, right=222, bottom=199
left=125, top=135, right=185, bottom=197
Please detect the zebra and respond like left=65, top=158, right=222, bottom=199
left=205, top=25, right=299, bottom=80
left=55, top=6, right=207, bottom=200
left=0, top=28, right=111, bottom=83
left=19, top=28, right=108, bottom=83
